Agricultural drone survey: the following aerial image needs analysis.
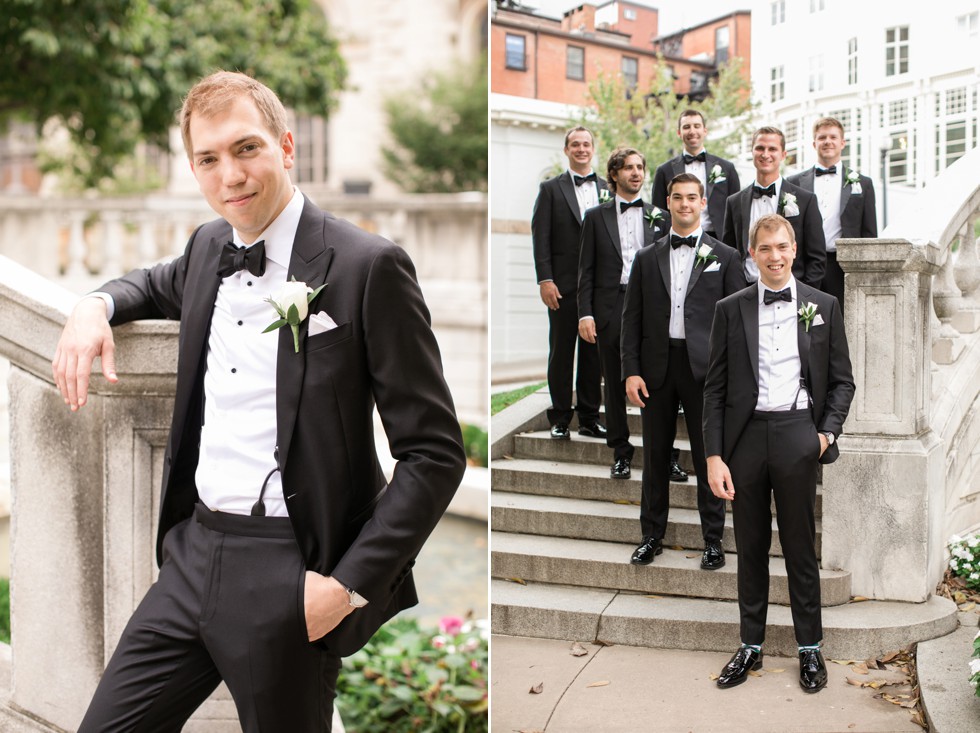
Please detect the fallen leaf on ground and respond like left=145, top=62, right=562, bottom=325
left=748, top=670, right=763, bottom=677
left=766, top=668, right=785, bottom=673
left=570, top=643, right=589, bottom=657
left=846, top=677, right=865, bottom=687
left=670, top=545, right=685, bottom=551
left=685, top=554, right=699, bottom=559
left=508, top=578, right=527, bottom=586
left=708, top=673, right=719, bottom=681
left=502, top=455, right=514, bottom=460
left=959, top=602, right=976, bottom=611
left=594, top=639, right=615, bottom=647
left=880, top=650, right=901, bottom=664
left=645, top=595, right=662, bottom=600
left=954, top=590, right=968, bottom=604
left=850, top=596, right=870, bottom=602
left=613, top=500, right=632, bottom=505
left=849, top=663, right=869, bottom=675
left=587, top=680, right=610, bottom=688
left=529, top=683, right=544, bottom=694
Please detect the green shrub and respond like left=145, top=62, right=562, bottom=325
left=460, top=424, right=488, bottom=468
left=336, top=615, right=488, bottom=733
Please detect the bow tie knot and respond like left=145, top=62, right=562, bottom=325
left=683, top=151, right=707, bottom=164
left=763, top=287, right=792, bottom=305
left=574, top=172, right=597, bottom=186
left=752, top=183, right=776, bottom=199
left=815, top=165, right=837, bottom=177
left=619, top=198, right=644, bottom=213
left=217, top=240, right=267, bottom=278
left=670, top=234, right=697, bottom=249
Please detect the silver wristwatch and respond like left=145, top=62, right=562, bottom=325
left=345, top=586, right=369, bottom=608
left=821, top=431, right=835, bottom=445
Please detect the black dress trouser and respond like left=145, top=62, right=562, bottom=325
left=78, top=504, right=341, bottom=733
left=595, top=289, right=633, bottom=461
left=546, top=290, right=602, bottom=427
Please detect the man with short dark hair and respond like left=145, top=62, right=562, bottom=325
left=622, top=173, right=745, bottom=567
left=787, top=117, right=877, bottom=312
left=532, top=126, right=606, bottom=440
left=722, top=127, right=826, bottom=288
left=704, top=213, right=854, bottom=694
left=579, top=147, right=665, bottom=479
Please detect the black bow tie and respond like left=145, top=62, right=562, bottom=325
left=217, top=240, right=267, bottom=278
left=683, top=151, right=707, bottom=164
left=763, top=287, right=792, bottom=305
left=620, top=198, right=644, bottom=213
left=753, top=183, right=776, bottom=199
left=815, top=165, right=837, bottom=177
left=670, top=234, right=697, bottom=249
left=574, top=172, right=597, bottom=186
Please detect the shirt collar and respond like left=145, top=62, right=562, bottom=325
left=568, top=167, right=595, bottom=178
left=669, top=226, right=704, bottom=242
left=232, top=186, right=304, bottom=269
left=757, top=276, right=798, bottom=305
left=615, top=194, right=642, bottom=206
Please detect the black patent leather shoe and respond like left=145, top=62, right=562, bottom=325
left=610, top=457, right=631, bottom=479
left=550, top=423, right=570, bottom=440
left=669, top=459, right=688, bottom=482
left=630, top=537, right=662, bottom=565
left=717, top=646, right=763, bottom=688
left=700, top=541, right=725, bottom=570
left=799, top=648, right=828, bottom=693
left=578, top=421, right=607, bottom=438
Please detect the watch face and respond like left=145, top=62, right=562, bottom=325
left=348, top=589, right=369, bottom=607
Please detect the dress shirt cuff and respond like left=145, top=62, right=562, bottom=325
left=87, top=292, right=115, bottom=322
left=579, top=316, right=595, bottom=323
left=538, top=279, right=554, bottom=285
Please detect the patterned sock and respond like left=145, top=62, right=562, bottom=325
left=741, top=643, right=762, bottom=653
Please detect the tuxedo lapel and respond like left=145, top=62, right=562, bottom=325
left=685, top=236, right=706, bottom=297
left=739, top=285, right=760, bottom=384
left=704, top=154, right=720, bottom=199
left=656, top=240, right=671, bottom=295
left=672, top=156, right=686, bottom=179
left=642, top=204, right=659, bottom=246
left=839, top=177, right=852, bottom=216
left=740, top=189, right=752, bottom=254
left=601, top=203, right=622, bottom=259
left=276, top=198, right=336, bottom=469
left=558, top=173, right=582, bottom=221
left=796, top=283, right=813, bottom=387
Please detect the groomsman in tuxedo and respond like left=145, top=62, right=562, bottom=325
left=723, top=127, right=826, bottom=288
left=652, top=109, right=741, bottom=482
left=579, top=148, right=666, bottom=479
left=704, top=214, right=854, bottom=694
left=532, top=126, right=606, bottom=440
left=622, top=173, right=746, bottom=566
left=652, top=110, right=741, bottom=239
left=787, top=117, right=877, bottom=313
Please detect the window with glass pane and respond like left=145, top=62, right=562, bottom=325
left=885, top=26, right=909, bottom=76
left=715, top=26, right=730, bottom=64
left=848, top=38, right=858, bottom=85
left=770, top=65, right=784, bottom=102
left=505, top=34, right=526, bottom=70
left=771, top=0, right=785, bottom=25
left=567, top=46, right=584, bottom=80
left=622, top=56, right=638, bottom=91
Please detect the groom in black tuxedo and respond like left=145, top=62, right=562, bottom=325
left=532, top=126, right=606, bottom=440
left=622, top=173, right=745, bottom=567
left=52, top=71, right=465, bottom=732
left=703, top=213, right=854, bottom=694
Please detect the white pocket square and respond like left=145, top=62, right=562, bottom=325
left=812, top=314, right=825, bottom=326
left=704, top=262, right=721, bottom=273
left=308, top=311, right=339, bottom=336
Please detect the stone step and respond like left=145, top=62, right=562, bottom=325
left=513, top=430, right=685, bottom=469
left=490, top=579, right=959, bottom=659
left=490, top=458, right=824, bottom=516
left=490, top=491, right=822, bottom=558
left=491, top=531, right=850, bottom=607
left=602, top=405, right=688, bottom=438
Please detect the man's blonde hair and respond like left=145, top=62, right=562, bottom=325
left=749, top=213, right=795, bottom=249
left=179, top=71, right=288, bottom=157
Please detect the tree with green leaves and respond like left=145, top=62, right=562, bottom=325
left=569, top=56, right=754, bottom=183
left=380, top=54, right=488, bottom=194
left=0, top=0, right=347, bottom=189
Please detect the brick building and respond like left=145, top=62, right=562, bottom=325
left=653, top=9, right=752, bottom=91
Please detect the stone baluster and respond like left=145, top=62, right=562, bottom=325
left=101, top=209, right=125, bottom=277
left=137, top=212, right=157, bottom=265
left=932, top=248, right=966, bottom=363
left=64, top=210, right=89, bottom=278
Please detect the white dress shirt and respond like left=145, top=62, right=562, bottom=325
left=616, top=195, right=644, bottom=285
left=746, top=177, right=783, bottom=282
left=813, top=166, right=843, bottom=252
left=683, top=149, right=713, bottom=232
left=570, top=168, right=599, bottom=220
left=756, top=277, right=809, bottom=412
left=196, top=187, right=306, bottom=516
left=667, top=228, right=702, bottom=339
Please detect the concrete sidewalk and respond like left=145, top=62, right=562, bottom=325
left=491, top=634, right=924, bottom=733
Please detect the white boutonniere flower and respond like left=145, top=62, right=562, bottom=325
left=644, top=206, right=665, bottom=229
left=845, top=169, right=862, bottom=194
left=598, top=189, right=612, bottom=204
left=780, top=192, right=799, bottom=218
left=694, top=243, right=719, bottom=269
left=708, top=164, right=726, bottom=184
left=264, top=278, right=328, bottom=353
left=798, top=301, right=818, bottom=332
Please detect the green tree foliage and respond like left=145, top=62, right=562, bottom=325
left=381, top=54, right=488, bottom=194
left=0, top=0, right=347, bottom=188
left=570, top=56, right=754, bottom=182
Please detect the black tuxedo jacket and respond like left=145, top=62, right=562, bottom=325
left=652, top=153, right=740, bottom=234
left=786, top=167, right=878, bottom=239
left=702, top=281, right=854, bottom=465
left=722, top=180, right=827, bottom=286
left=532, top=171, right=609, bottom=294
left=578, top=199, right=664, bottom=330
left=621, top=234, right=745, bottom=386
left=101, top=197, right=466, bottom=656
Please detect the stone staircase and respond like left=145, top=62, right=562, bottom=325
left=491, top=405, right=958, bottom=658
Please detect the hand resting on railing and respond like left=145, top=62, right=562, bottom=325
left=51, top=296, right=118, bottom=411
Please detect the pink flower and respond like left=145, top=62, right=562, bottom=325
left=470, top=659, right=480, bottom=670
left=432, top=635, right=447, bottom=649
left=439, top=615, right=465, bottom=636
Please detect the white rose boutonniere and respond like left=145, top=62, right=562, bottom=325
left=598, top=189, right=612, bottom=204
left=845, top=169, right=862, bottom=194
left=780, top=192, right=799, bottom=218
left=708, top=164, right=726, bottom=184
left=798, top=301, right=818, bottom=332
left=694, top=243, right=719, bottom=269
left=264, top=278, right=328, bottom=352
left=644, top=206, right=665, bottom=229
